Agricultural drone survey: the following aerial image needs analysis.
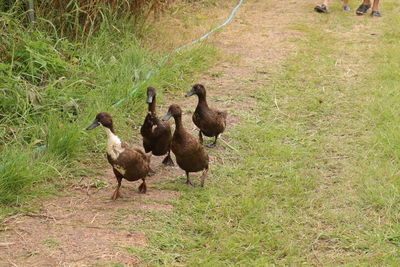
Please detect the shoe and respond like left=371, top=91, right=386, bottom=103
left=342, top=6, right=350, bottom=11
left=371, top=10, right=382, bottom=17
left=356, top=4, right=371, bottom=15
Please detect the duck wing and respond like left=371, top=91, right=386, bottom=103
left=117, top=148, right=150, bottom=180
left=193, top=106, right=227, bottom=137
left=172, top=131, right=209, bottom=172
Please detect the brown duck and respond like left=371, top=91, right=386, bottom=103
left=86, top=112, right=151, bottom=200
left=140, top=87, right=174, bottom=166
left=162, top=104, right=209, bottom=186
left=186, top=84, right=227, bottom=147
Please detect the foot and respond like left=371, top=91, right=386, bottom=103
left=206, top=143, right=217, bottom=148
left=111, top=189, right=122, bottom=200
left=356, top=4, right=371, bottom=15
left=314, top=4, right=328, bottom=13
left=371, top=11, right=382, bottom=17
left=342, top=5, right=350, bottom=11
left=162, top=155, right=174, bottom=166
left=185, top=179, right=194, bottom=187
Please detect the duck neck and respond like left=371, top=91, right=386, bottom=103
left=197, top=93, right=208, bottom=107
left=104, top=127, right=123, bottom=160
left=174, top=115, right=184, bottom=132
left=106, top=125, right=115, bottom=134
left=104, top=126, right=117, bottom=138
left=148, top=95, right=156, bottom=114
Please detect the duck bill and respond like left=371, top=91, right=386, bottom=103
left=86, top=119, right=100, bottom=130
left=185, top=90, right=195, bottom=97
left=162, top=112, right=172, bottom=121
left=146, top=94, right=154, bottom=104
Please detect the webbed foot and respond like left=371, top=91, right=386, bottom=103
left=162, top=154, right=175, bottom=166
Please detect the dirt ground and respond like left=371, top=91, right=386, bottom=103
left=0, top=0, right=301, bottom=265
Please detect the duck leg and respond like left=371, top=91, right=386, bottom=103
left=162, top=149, right=174, bottom=166
left=138, top=179, right=147, bottom=194
left=198, top=131, right=204, bottom=144
left=200, top=166, right=209, bottom=187
left=185, top=171, right=193, bottom=186
left=111, top=174, right=123, bottom=200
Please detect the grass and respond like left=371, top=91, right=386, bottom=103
left=2, top=0, right=400, bottom=264
left=119, top=0, right=400, bottom=265
left=0, top=3, right=220, bottom=218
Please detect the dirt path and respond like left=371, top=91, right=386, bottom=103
left=0, top=1, right=305, bottom=265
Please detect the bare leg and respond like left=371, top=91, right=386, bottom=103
left=198, top=131, right=204, bottom=144
left=162, top=149, right=174, bottom=166
left=371, top=0, right=380, bottom=12
left=185, top=171, right=193, bottom=186
left=362, top=0, right=371, bottom=5
left=138, top=179, right=147, bottom=194
left=200, top=167, right=209, bottom=187
left=342, top=0, right=350, bottom=10
left=111, top=172, right=123, bottom=200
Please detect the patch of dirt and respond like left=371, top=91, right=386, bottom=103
left=0, top=0, right=302, bottom=265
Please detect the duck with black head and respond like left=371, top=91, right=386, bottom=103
left=162, top=104, right=209, bottom=187
left=186, top=84, right=227, bottom=148
left=140, top=86, right=174, bottom=167
left=86, top=112, right=151, bottom=200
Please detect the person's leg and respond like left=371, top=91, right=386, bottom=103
left=371, top=0, right=381, bottom=16
left=342, top=0, right=350, bottom=11
left=372, top=0, right=380, bottom=11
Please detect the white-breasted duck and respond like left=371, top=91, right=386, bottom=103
left=185, top=84, right=227, bottom=147
left=86, top=112, right=151, bottom=200
left=140, top=86, right=174, bottom=166
left=162, top=104, right=209, bottom=186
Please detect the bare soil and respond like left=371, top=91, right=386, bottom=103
left=0, top=0, right=302, bottom=265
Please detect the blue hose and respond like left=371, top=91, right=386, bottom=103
left=112, top=0, right=244, bottom=107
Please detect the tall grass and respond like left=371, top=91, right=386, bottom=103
left=0, top=4, right=218, bottom=215
left=1, top=0, right=192, bottom=40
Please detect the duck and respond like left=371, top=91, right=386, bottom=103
left=162, top=104, right=209, bottom=186
left=185, top=84, right=227, bottom=147
left=140, top=86, right=174, bottom=166
left=86, top=112, right=151, bottom=200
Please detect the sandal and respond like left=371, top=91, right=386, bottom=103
left=314, top=4, right=328, bottom=13
left=356, top=4, right=371, bottom=15
left=342, top=6, right=350, bottom=11
left=371, top=11, right=382, bottom=17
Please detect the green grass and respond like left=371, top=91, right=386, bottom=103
left=121, top=1, right=400, bottom=265
left=2, top=0, right=400, bottom=264
left=0, top=8, right=219, bottom=218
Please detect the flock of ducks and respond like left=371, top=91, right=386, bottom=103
left=86, top=84, right=227, bottom=200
